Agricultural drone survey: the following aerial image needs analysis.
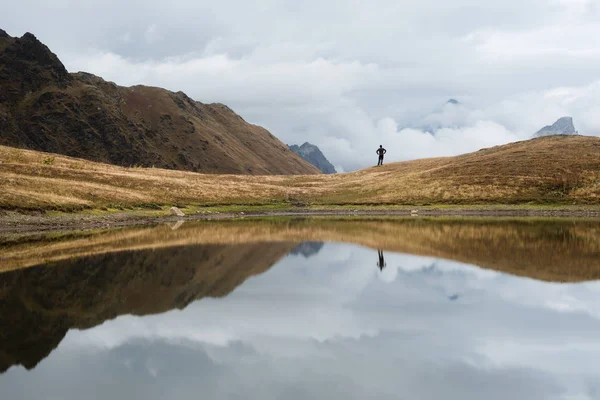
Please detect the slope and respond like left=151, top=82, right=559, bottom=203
left=0, top=135, right=600, bottom=211
left=0, top=30, right=319, bottom=175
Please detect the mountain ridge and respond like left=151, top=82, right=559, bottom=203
left=0, top=30, right=319, bottom=175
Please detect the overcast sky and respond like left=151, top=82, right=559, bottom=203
left=2, top=0, right=600, bottom=171
left=2, top=244, right=600, bottom=399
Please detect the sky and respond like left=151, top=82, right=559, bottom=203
left=2, top=243, right=600, bottom=399
left=2, top=0, right=600, bottom=171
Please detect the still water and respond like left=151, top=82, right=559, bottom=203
left=1, top=218, right=600, bottom=399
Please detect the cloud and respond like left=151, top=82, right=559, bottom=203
left=144, top=24, right=161, bottom=44
left=2, top=0, right=600, bottom=171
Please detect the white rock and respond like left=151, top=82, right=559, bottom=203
left=169, top=206, right=185, bottom=217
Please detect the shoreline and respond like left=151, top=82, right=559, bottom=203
left=2, top=205, right=600, bottom=234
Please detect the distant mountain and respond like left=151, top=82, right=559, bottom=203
left=288, top=142, right=336, bottom=174
left=534, top=117, right=578, bottom=137
left=0, top=30, right=319, bottom=175
left=412, top=98, right=464, bottom=133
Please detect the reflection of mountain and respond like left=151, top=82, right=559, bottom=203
left=4, top=218, right=599, bottom=283
left=0, top=242, right=296, bottom=373
left=290, top=242, right=325, bottom=258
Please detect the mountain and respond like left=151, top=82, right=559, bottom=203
left=288, top=142, right=336, bottom=174
left=413, top=98, right=464, bottom=133
left=0, top=30, right=319, bottom=175
left=534, top=117, right=578, bottom=137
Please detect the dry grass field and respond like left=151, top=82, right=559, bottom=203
left=1, top=135, right=600, bottom=212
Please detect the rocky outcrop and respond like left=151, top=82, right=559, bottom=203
left=0, top=30, right=319, bottom=175
left=0, top=32, right=71, bottom=102
left=534, top=117, right=578, bottom=137
left=288, top=142, right=336, bottom=174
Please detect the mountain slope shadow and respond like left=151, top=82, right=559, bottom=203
left=0, top=241, right=296, bottom=373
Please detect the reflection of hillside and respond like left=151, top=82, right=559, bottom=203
left=2, top=218, right=600, bottom=283
left=0, top=242, right=295, bottom=373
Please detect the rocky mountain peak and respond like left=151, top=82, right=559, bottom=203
left=289, top=142, right=336, bottom=174
left=15, top=32, right=69, bottom=76
left=0, top=30, right=71, bottom=100
left=534, top=116, right=577, bottom=137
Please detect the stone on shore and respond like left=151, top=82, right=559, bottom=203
left=169, top=206, right=185, bottom=217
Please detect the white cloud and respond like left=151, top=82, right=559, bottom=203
left=144, top=24, right=161, bottom=44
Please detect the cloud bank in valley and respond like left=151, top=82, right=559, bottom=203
left=2, top=0, right=600, bottom=171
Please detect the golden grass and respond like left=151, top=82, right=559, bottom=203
left=2, top=217, right=600, bottom=282
left=1, top=135, right=600, bottom=211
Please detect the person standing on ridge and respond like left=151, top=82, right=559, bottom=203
left=376, top=145, right=387, bottom=166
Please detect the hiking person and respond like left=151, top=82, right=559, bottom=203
left=376, top=145, right=387, bottom=166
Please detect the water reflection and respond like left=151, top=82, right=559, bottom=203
left=290, top=242, right=325, bottom=258
left=1, top=218, right=600, bottom=399
left=0, top=241, right=296, bottom=372
left=3, top=217, right=599, bottom=281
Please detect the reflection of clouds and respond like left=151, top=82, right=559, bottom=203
left=0, top=337, right=567, bottom=400
left=378, top=262, right=397, bottom=282
left=2, top=243, right=600, bottom=399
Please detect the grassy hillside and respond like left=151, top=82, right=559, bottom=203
left=0, top=31, right=319, bottom=175
left=1, top=135, right=600, bottom=212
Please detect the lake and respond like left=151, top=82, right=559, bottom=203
left=1, top=217, right=600, bottom=399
